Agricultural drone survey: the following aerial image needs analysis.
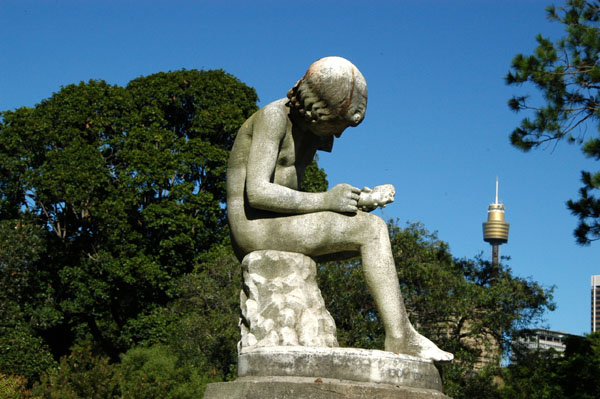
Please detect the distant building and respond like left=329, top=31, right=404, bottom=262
left=592, top=275, right=600, bottom=332
left=516, top=328, right=579, bottom=354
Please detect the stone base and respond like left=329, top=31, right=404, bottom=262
left=239, top=346, right=442, bottom=391
left=204, top=346, right=449, bottom=398
left=204, top=376, right=450, bottom=399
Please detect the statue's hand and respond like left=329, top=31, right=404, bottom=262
left=325, top=184, right=360, bottom=213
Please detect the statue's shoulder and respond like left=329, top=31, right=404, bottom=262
left=245, top=99, right=291, bottom=143
left=255, top=98, right=289, bottom=125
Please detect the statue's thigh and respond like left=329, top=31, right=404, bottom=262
left=249, top=211, right=382, bottom=257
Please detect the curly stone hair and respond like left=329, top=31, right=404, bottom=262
left=286, top=79, right=334, bottom=123
left=285, top=57, right=367, bottom=126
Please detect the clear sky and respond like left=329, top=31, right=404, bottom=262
left=2, top=0, right=598, bottom=336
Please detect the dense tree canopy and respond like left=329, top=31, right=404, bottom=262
left=501, top=332, right=600, bottom=399
left=0, top=69, right=258, bottom=362
left=506, top=0, right=600, bottom=244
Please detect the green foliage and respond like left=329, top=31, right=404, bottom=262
left=32, top=344, right=120, bottom=399
left=31, top=342, right=218, bottom=399
left=300, top=159, right=329, bottom=193
left=0, top=328, right=56, bottom=383
left=30, top=242, right=241, bottom=398
left=0, top=373, right=32, bottom=399
left=558, top=333, right=600, bottom=399
left=318, top=257, right=384, bottom=349
left=168, top=244, right=241, bottom=380
left=500, top=332, right=600, bottom=399
left=500, top=348, right=562, bottom=399
left=11, top=217, right=553, bottom=398
left=0, top=219, right=56, bottom=381
left=118, top=345, right=212, bottom=399
left=393, top=222, right=553, bottom=397
left=444, top=365, right=502, bottom=399
left=506, top=0, right=600, bottom=244
left=0, top=70, right=258, bottom=361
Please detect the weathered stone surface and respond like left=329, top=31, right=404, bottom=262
left=239, top=250, right=338, bottom=351
left=238, top=346, right=443, bottom=391
left=204, top=376, right=450, bottom=399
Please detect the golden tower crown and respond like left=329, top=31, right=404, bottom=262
left=483, top=178, right=509, bottom=245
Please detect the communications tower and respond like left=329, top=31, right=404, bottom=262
left=482, top=178, right=510, bottom=271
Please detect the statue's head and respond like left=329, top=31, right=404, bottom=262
left=287, top=57, right=368, bottom=136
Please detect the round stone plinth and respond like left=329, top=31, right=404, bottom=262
left=238, top=346, right=443, bottom=391
left=204, top=376, right=450, bottom=399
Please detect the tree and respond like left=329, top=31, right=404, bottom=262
left=500, top=332, right=600, bottom=399
left=0, top=70, right=258, bottom=364
left=557, top=332, right=600, bottom=399
left=0, top=373, right=31, bottom=399
left=0, top=219, right=57, bottom=381
left=118, top=344, right=210, bottom=399
left=166, top=244, right=242, bottom=380
left=299, top=159, right=329, bottom=193
left=506, top=0, right=600, bottom=244
left=32, top=344, right=120, bottom=399
left=500, top=347, right=562, bottom=399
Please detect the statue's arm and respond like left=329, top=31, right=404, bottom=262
left=245, top=107, right=359, bottom=214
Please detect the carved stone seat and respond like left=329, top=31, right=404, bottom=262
left=239, top=250, right=338, bottom=351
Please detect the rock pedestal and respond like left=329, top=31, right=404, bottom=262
left=204, top=251, right=450, bottom=398
left=239, top=250, right=338, bottom=350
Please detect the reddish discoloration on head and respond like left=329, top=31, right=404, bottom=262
left=287, top=57, right=368, bottom=128
left=303, top=57, right=367, bottom=125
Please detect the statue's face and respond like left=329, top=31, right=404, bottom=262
left=308, top=116, right=352, bottom=138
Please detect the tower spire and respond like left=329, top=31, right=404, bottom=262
left=483, top=178, right=510, bottom=277
left=495, top=176, right=499, bottom=204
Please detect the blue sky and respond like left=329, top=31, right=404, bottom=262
left=2, top=0, right=598, bottom=336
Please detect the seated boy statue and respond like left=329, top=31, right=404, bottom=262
left=226, top=56, right=452, bottom=362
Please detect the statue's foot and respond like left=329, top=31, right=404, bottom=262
left=385, top=330, right=453, bottom=363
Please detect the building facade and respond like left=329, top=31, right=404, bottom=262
left=516, top=328, right=574, bottom=354
left=592, top=275, right=600, bottom=332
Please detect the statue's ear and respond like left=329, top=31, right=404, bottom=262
left=317, top=136, right=334, bottom=152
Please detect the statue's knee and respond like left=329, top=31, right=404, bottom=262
left=359, top=213, right=388, bottom=236
left=373, top=215, right=389, bottom=235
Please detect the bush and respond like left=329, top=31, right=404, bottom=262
left=0, top=328, right=56, bottom=382
left=0, top=373, right=32, bottom=399
left=118, top=344, right=214, bottom=399
left=32, top=344, right=119, bottom=399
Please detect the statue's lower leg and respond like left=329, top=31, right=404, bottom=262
left=361, top=238, right=453, bottom=362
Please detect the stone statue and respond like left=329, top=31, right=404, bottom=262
left=226, top=56, right=452, bottom=362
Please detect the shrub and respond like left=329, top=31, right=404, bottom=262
left=0, top=373, right=31, bottom=399
left=118, top=344, right=214, bottom=399
left=32, top=344, right=119, bottom=399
